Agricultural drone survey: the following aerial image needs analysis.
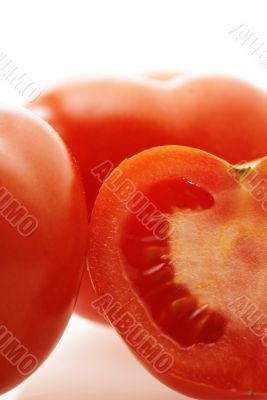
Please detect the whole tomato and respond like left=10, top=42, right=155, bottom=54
left=30, top=74, right=267, bottom=322
left=0, top=107, right=88, bottom=394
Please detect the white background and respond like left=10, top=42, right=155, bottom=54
left=1, top=0, right=266, bottom=399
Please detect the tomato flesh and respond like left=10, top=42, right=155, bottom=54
left=120, top=178, right=226, bottom=347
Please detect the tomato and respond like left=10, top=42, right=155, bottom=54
left=0, top=107, right=88, bottom=394
left=30, top=74, right=267, bottom=322
left=88, top=145, right=267, bottom=399
left=144, top=71, right=184, bottom=81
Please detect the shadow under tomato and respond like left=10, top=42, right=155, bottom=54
left=17, top=316, right=189, bottom=400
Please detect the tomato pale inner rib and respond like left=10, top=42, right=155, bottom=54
left=120, top=177, right=229, bottom=347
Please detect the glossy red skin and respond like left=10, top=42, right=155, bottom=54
left=88, top=145, right=267, bottom=399
left=30, top=74, right=267, bottom=322
left=0, top=107, right=88, bottom=394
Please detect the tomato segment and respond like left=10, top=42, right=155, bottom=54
left=89, top=145, right=267, bottom=399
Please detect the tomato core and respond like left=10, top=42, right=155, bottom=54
left=120, top=178, right=227, bottom=347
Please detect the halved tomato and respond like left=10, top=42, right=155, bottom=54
left=89, top=145, right=267, bottom=399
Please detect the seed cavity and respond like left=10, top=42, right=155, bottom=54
left=121, top=178, right=226, bottom=347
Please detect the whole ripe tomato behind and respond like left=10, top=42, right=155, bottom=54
left=0, top=107, right=88, bottom=394
left=89, top=145, right=267, bottom=399
left=30, top=74, right=267, bottom=322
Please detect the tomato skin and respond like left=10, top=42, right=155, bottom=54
left=88, top=145, right=267, bottom=399
left=30, top=74, right=267, bottom=322
left=31, top=74, right=267, bottom=219
left=0, top=107, right=88, bottom=394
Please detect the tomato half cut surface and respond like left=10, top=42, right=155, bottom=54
left=89, top=146, right=267, bottom=399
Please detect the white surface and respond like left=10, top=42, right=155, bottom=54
left=1, top=316, right=188, bottom=400
left=0, top=0, right=267, bottom=103
left=0, top=0, right=266, bottom=398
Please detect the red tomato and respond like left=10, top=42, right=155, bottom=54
left=30, top=75, right=267, bottom=322
left=0, top=107, right=88, bottom=394
left=89, top=145, right=267, bottom=399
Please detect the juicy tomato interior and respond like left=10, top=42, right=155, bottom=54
left=120, top=178, right=227, bottom=347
